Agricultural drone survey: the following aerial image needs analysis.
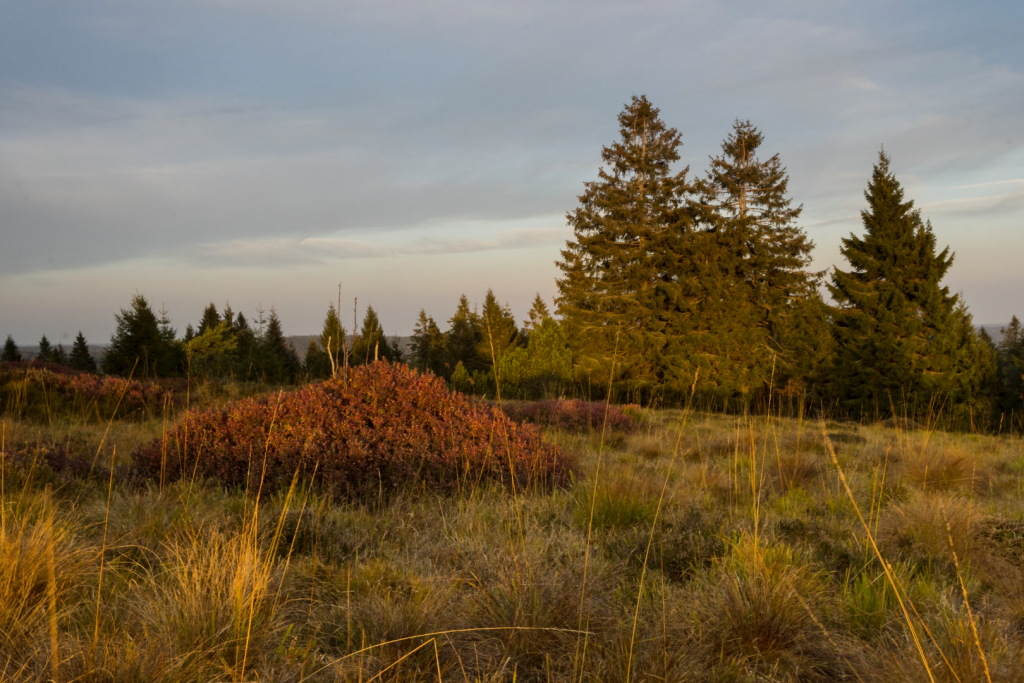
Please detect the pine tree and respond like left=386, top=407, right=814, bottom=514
left=828, top=151, right=983, bottom=414
left=477, top=289, right=520, bottom=368
left=198, top=303, right=221, bottom=335
left=261, top=308, right=300, bottom=382
left=304, top=339, right=331, bottom=380
left=996, top=316, right=1024, bottom=413
left=694, top=120, right=828, bottom=389
left=351, top=305, right=398, bottom=365
left=2, top=335, right=22, bottom=362
left=53, top=344, right=68, bottom=366
left=70, top=331, right=97, bottom=373
left=37, top=335, right=54, bottom=363
left=411, top=309, right=445, bottom=375
left=318, top=304, right=346, bottom=376
left=556, top=95, right=691, bottom=393
left=445, top=295, right=482, bottom=375
left=524, top=293, right=551, bottom=332
left=102, top=294, right=181, bottom=377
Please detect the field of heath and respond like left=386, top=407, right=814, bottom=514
left=2, top=362, right=1024, bottom=682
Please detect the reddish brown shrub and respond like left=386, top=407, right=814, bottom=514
left=0, top=363, right=180, bottom=421
left=132, top=363, right=570, bottom=498
left=500, top=398, right=638, bottom=434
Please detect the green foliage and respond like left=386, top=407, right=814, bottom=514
left=69, top=331, right=97, bottom=373
left=318, top=303, right=346, bottom=376
left=445, top=294, right=482, bottom=375
left=497, top=316, right=572, bottom=397
left=102, top=294, right=183, bottom=378
left=557, top=95, right=692, bottom=395
left=259, top=308, right=301, bottom=382
left=197, top=302, right=221, bottom=335
left=450, top=360, right=472, bottom=394
left=350, top=305, right=401, bottom=365
left=411, top=309, right=445, bottom=376
left=995, top=316, right=1024, bottom=414
left=477, top=289, right=520, bottom=369
left=1, top=335, right=22, bottom=362
left=304, top=339, right=331, bottom=380
left=52, top=343, right=68, bottom=366
left=523, top=292, right=550, bottom=333
left=36, top=335, right=54, bottom=363
left=828, top=152, right=990, bottom=415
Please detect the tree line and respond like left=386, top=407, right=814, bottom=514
left=3, top=94, right=1022, bottom=425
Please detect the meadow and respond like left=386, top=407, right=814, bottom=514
left=2, top=362, right=1024, bottom=682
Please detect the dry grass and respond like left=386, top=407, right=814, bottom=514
left=4, top=395, right=1024, bottom=681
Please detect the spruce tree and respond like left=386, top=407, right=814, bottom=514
left=828, top=151, right=984, bottom=414
left=524, top=293, right=551, bottom=332
left=411, top=310, right=445, bottom=375
left=2, top=335, right=22, bottom=362
left=70, top=331, right=97, bottom=373
left=445, top=295, right=482, bottom=375
left=37, top=335, right=54, bottom=363
left=318, top=304, right=346, bottom=376
left=556, top=95, right=691, bottom=393
left=694, top=120, right=829, bottom=390
left=261, top=308, right=300, bottom=382
left=350, top=305, right=398, bottom=364
left=197, top=303, right=221, bottom=335
left=477, top=289, right=520, bottom=369
left=996, top=316, right=1024, bottom=413
left=103, top=294, right=180, bottom=378
left=53, top=344, right=68, bottom=366
left=304, top=339, right=331, bottom=380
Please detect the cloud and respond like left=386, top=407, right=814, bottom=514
left=921, top=190, right=1024, bottom=217
left=189, top=219, right=571, bottom=266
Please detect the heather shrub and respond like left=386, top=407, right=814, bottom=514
left=132, top=363, right=569, bottom=498
left=0, top=362, right=180, bottom=421
left=500, top=397, right=638, bottom=434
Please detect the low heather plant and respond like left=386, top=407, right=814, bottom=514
left=500, top=397, right=638, bottom=434
left=133, top=363, right=570, bottom=499
left=1, top=362, right=180, bottom=421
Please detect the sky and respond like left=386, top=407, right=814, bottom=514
left=1, top=0, right=1022, bottom=344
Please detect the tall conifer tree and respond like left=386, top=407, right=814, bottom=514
left=36, top=335, right=54, bottom=363
left=477, top=289, right=520, bottom=369
left=556, top=95, right=691, bottom=393
left=412, top=310, right=445, bottom=375
left=694, top=120, right=830, bottom=390
left=2, top=335, right=22, bottom=362
left=828, top=151, right=985, bottom=413
left=317, top=304, right=346, bottom=376
left=70, top=331, right=97, bottom=373
left=103, top=294, right=180, bottom=378
left=445, top=295, right=482, bottom=374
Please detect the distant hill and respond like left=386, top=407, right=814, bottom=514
left=285, top=335, right=414, bottom=360
left=980, top=324, right=1012, bottom=345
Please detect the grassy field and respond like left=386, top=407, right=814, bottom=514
left=2, top=381, right=1024, bottom=682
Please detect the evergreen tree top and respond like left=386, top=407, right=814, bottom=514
left=37, top=335, right=53, bottom=361
left=698, top=119, right=802, bottom=229
left=831, top=151, right=954, bottom=310
left=319, top=303, right=345, bottom=357
left=70, top=331, right=97, bottom=373
left=525, top=293, right=551, bottom=330
left=198, top=303, right=221, bottom=335
left=2, top=334, right=22, bottom=362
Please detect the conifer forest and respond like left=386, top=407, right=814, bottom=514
left=3, top=96, right=1024, bottom=682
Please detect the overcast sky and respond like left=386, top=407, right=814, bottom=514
left=2, top=0, right=1022, bottom=344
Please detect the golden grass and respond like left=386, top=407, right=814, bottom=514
left=2, top=399, right=1024, bottom=681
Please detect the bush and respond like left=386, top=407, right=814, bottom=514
left=0, top=362, right=180, bottom=421
left=132, top=363, right=570, bottom=499
left=500, top=398, right=638, bottom=434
